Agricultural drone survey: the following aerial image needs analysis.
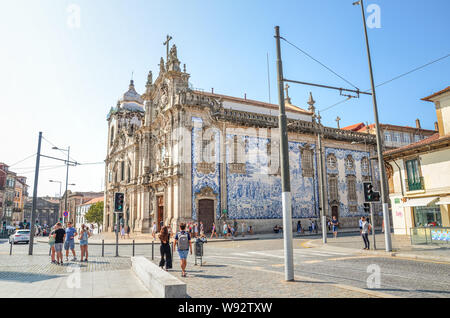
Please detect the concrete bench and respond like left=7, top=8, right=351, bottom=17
left=131, top=256, right=187, bottom=298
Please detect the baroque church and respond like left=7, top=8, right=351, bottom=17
left=104, top=41, right=380, bottom=234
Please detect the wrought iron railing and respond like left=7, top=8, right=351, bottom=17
left=405, top=176, right=425, bottom=191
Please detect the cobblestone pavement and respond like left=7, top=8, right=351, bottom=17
left=155, top=238, right=450, bottom=298
left=0, top=253, right=152, bottom=298
left=308, top=233, right=450, bottom=262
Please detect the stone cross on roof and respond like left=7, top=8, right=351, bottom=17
left=163, top=35, right=173, bottom=62
left=284, top=83, right=292, bottom=104
left=336, top=116, right=341, bottom=129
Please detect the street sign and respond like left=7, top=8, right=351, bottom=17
left=63, top=211, right=68, bottom=217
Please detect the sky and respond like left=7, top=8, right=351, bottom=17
left=0, top=0, right=449, bottom=197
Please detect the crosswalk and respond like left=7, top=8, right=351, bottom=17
left=202, top=248, right=354, bottom=266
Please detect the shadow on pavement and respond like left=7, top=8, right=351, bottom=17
left=0, top=271, right=59, bottom=283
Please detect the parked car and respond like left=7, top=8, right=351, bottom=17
left=9, top=229, right=31, bottom=244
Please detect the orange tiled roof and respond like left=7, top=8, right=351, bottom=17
left=83, top=196, right=104, bottom=206
left=192, top=90, right=312, bottom=115
left=341, top=123, right=366, bottom=131
left=384, top=133, right=447, bottom=157
left=422, top=86, right=450, bottom=102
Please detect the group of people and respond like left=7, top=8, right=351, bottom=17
left=212, top=220, right=253, bottom=239
left=48, top=221, right=91, bottom=265
left=295, top=216, right=340, bottom=238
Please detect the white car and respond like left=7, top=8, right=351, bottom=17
left=9, top=229, right=31, bottom=244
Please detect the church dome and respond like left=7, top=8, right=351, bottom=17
left=118, top=80, right=144, bottom=112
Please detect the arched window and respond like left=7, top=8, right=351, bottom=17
left=361, top=157, right=369, bottom=173
left=301, top=145, right=314, bottom=177
left=327, top=154, right=337, bottom=169
left=345, top=155, right=354, bottom=170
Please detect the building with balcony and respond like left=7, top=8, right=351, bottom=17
left=59, top=191, right=104, bottom=226
left=342, top=120, right=437, bottom=151
left=13, top=176, right=28, bottom=223
left=23, top=197, right=59, bottom=227
left=75, top=196, right=103, bottom=233
left=384, top=86, right=450, bottom=237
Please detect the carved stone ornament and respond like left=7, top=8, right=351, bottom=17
left=195, top=186, right=217, bottom=199
left=197, top=162, right=215, bottom=175
left=228, top=163, right=246, bottom=174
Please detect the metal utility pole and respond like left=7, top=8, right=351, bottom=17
left=28, top=132, right=42, bottom=255
left=369, top=202, right=376, bottom=250
left=115, top=213, right=119, bottom=257
left=356, top=0, right=392, bottom=251
left=315, top=112, right=327, bottom=244
left=275, top=26, right=294, bottom=282
left=64, top=146, right=70, bottom=224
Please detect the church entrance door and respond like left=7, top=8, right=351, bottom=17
left=331, top=206, right=339, bottom=220
left=157, top=196, right=164, bottom=231
left=198, top=199, right=214, bottom=234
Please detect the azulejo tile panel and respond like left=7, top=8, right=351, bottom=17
left=325, top=147, right=378, bottom=217
left=225, top=135, right=319, bottom=220
left=191, top=121, right=221, bottom=220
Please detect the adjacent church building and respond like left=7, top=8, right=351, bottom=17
left=104, top=42, right=380, bottom=234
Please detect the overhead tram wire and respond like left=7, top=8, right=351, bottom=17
left=280, top=36, right=360, bottom=90
left=320, top=52, right=450, bottom=113
left=42, top=135, right=80, bottom=165
left=8, top=153, right=37, bottom=167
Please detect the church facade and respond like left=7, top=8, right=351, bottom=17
left=103, top=42, right=380, bottom=234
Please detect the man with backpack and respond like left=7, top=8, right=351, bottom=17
left=173, top=223, right=192, bottom=277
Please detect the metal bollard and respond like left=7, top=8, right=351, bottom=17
left=102, top=239, right=104, bottom=257
left=152, top=241, right=154, bottom=260
left=9, top=241, right=12, bottom=256
left=132, top=240, right=135, bottom=257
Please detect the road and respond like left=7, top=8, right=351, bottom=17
left=1, top=237, right=449, bottom=298
left=192, top=238, right=450, bottom=298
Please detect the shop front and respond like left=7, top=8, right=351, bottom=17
left=413, top=204, right=442, bottom=227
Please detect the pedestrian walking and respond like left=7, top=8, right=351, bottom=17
left=194, top=222, right=199, bottom=238
left=120, top=225, right=125, bottom=239
left=159, top=226, right=172, bottom=271
left=126, top=225, right=131, bottom=238
left=53, top=222, right=66, bottom=265
left=361, top=217, right=372, bottom=250
left=48, top=226, right=56, bottom=264
left=64, top=221, right=77, bottom=261
left=296, top=220, right=301, bottom=234
left=233, top=219, right=238, bottom=236
left=173, top=223, right=192, bottom=277
left=241, top=221, right=246, bottom=237
left=79, top=224, right=91, bottom=262
left=210, top=223, right=218, bottom=239
left=308, top=219, right=313, bottom=234
left=311, top=220, right=316, bottom=233
left=223, top=222, right=228, bottom=238
left=199, top=221, right=204, bottom=237
left=359, top=217, right=363, bottom=234
left=331, top=216, right=339, bottom=239
left=151, top=222, right=157, bottom=240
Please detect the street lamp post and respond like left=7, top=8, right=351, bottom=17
left=354, top=0, right=392, bottom=251
left=52, top=146, right=73, bottom=225
left=49, top=180, right=75, bottom=223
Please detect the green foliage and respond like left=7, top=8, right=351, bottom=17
left=85, top=201, right=104, bottom=226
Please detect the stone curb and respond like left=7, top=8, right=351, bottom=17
left=131, top=256, right=187, bottom=298
left=306, top=240, right=450, bottom=263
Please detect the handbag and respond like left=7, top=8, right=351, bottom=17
left=48, top=236, right=55, bottom=245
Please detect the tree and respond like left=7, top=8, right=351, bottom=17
left=84, top=201, right=104, bottom=233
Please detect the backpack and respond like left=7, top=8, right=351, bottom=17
left=177, top=232, right=189, bottom=251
